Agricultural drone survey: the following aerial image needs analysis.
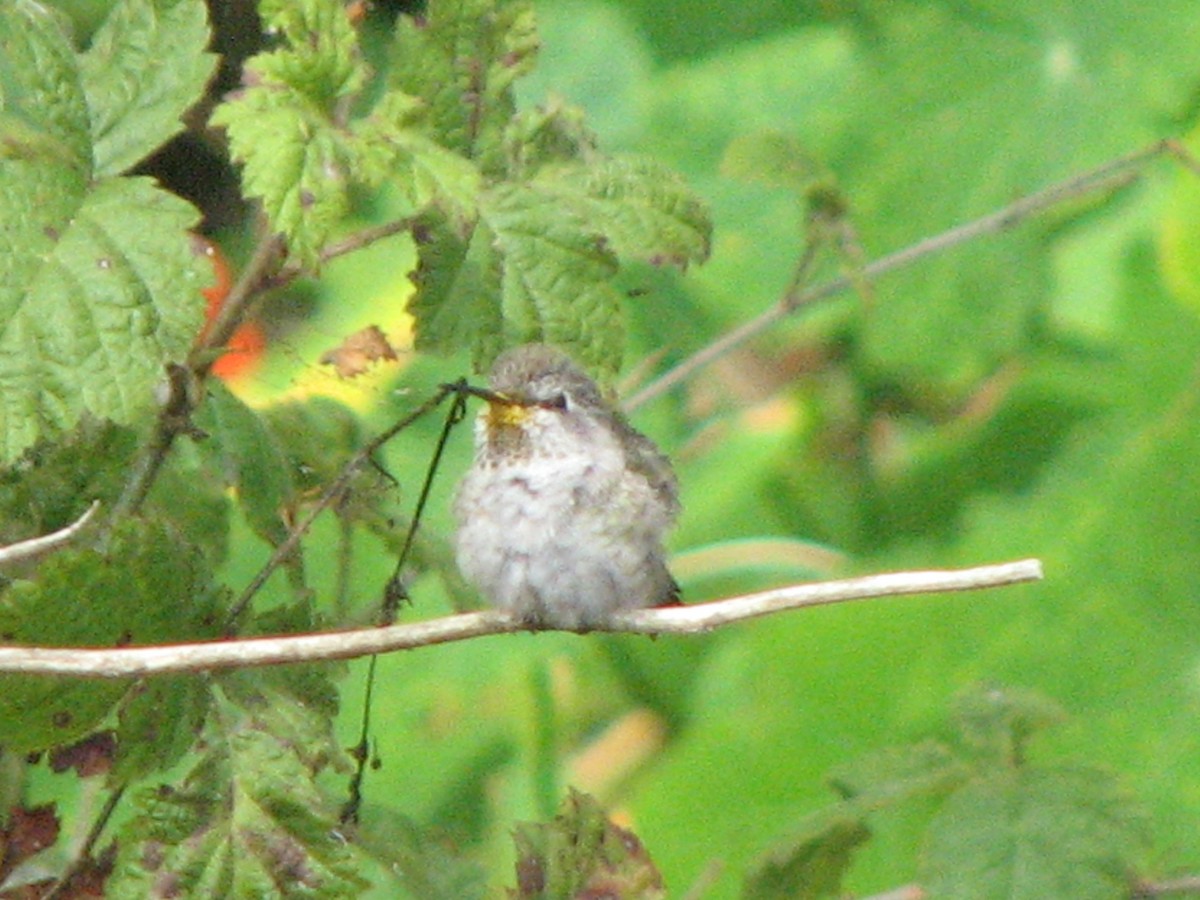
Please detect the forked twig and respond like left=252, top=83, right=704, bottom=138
left=0, top=559, right=1041, bottom=677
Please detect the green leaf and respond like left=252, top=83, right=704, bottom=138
left=391, top=0, right=538, bottom=176
left=922, top=767, right=1149, bottom=900
left=115, top=675, right=211, bottom=781
left=409, top=214, right=506, bottom=372
left=212, top=0, right=425, bottom=266
left=195, top=381, right=295, bottom=547
left=531, top=156, right=712, bottom=268
left=254, top=0, right=363, bottom=100
left=0, top=518, right=220, bottom=753
left=743, top=810, right=869, bottom=900
left=393, top=4, right=710, bottom=372
left=390, top=127, right=482, bottom=232
left=0, top=2, right=92, bottom=174
left=504, top=101, right=601, bottom=176
left=720, top=131, right=823, bottom=193
left=0, top=3, right=209, bottom=462
left=81, top=0, right=217, bottom=176
left=510, top=789, right=664, bottom=899
left=404, top=121, right=710, bottom=372
left=484, top=182, right=624, bottom=374
left=212, top=85, right=356, bottom=268
left=111, top=657, right=361, bottom=897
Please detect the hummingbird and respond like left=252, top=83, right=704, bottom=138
left=453, top=344, right=680, bottom=630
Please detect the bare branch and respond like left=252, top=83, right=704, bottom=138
left=191, top=232, right=287, bottom=366
left=626, top=139, right=1181, bottom=411
left=0, top=502, right=98, bottom=565
left=0, top=558, right=1041, bottom=678
left=608, top=558, right=1042, bottom=634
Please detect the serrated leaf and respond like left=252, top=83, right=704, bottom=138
left=408, top=147, right=709, bottom=373
left=0, top=4, right=208, bottom=463
left=504, top=101, right=599, bottom=176
left=412, top=181, right=627, bottom=374
left=212, top=88, right=356, bottom=268
left=391, top=0, right=538, bottom=176
left=111, top=659, right=360, bottom=898
left=81, top=0, right=217, bottom=176
left=195, top=381, right=295, bottom=547
left=742, top=809, right=869, bottom=900
left=255, top=0, right=363, bottom=101
left=0, top=518, right=220, bottom=754
left=532, top=157, right=712, bottom=268
left=409, top=214, right=506, bottom=371
left=488, top=183, right=624, bottom=374
left=115, top=675, right=210, bottom=782
left=0, top=2, right=92, bottom=173
left=392, top=129, right=482, bottom=231
left=922, top=767, right=1149, bottom=900
left=511, top=789, right=664, bottom=899
left=213, top=2, right=427, bottom=266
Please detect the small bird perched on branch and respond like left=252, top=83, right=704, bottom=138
left=453, top=344, right=680, bottom=630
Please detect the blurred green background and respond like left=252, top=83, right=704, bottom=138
left=202, top=0, right=1200, bottom=894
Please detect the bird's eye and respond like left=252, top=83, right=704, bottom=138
left=542, top=393, right=568, bottom=411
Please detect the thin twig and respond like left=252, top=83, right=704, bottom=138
left=0, top=558, right=1041, bottom=678
left=192, top=233, right=286, bottom=367
left=40, top=783, right=125, bottom=900
left=106, top=233, right=287, bottom=534
left=224, top=384, right=456, bottom=627
left=0, top=502, right=98, bottom=565
left=625, top=139, right=1179, bottom=411
left=261, top=217, right=418, bottom=293
left=381, top=384, right=469, bottom=622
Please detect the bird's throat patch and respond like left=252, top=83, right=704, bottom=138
left=485, top=399, right=531, bottom=432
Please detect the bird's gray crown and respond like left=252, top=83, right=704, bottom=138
left=488, top=344, right=605, bottom=407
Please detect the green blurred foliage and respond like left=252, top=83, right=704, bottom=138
left=4, top=0, right=1200, bottom=896
left=364, top=0, right=1200, bottom=895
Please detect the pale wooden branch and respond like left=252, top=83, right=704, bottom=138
left=0, top=502, right=98, bottom=565
left=0, top=558, right=1041, bottom=678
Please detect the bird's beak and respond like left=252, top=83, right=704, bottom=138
left=454, top=384, right=514, bottom=406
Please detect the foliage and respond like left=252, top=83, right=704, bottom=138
left=0, top=0, right=212, bottom=462
left=0, top=0, right=1198, bottom=897
left=744, top=686, right=1148, bottom=900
